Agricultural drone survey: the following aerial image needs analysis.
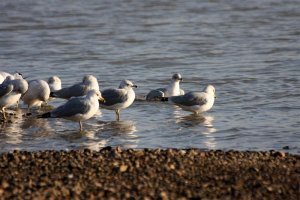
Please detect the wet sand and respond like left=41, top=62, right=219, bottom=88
left=0, top=147, right=299, bottom=199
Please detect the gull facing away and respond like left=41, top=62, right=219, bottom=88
left=146, top=73, right=184, bottom=101
left=168, top=85, right=216, bottom=115
left=0, top=71, right=23, bottom=82
left=22, top=80, right=51, bottom=110
left=0, top=78, right=28, bottom=119
left=39, top=90, right=105, bottom=131
left=50, top=75, right=99, bottom=99
left=47, top=76, right=62, bottom=92
left=99, top=80, right=137, bottom=121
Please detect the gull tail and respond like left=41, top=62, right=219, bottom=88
left=38, top=112, right=51, bottom=118
left=161, top=97, right=169, bottom=102
left=50, top=92, right=56, bottom=97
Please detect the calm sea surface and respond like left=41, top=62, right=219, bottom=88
left=0, top=0, right=299, bottom=154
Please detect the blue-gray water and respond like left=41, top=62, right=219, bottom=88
left=0, top=0, right=299, bottom=154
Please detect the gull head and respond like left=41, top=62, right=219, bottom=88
left=48, top=76, right=61, bottom=85
left=205, top=85, right=216, bottom=98
left=48, top=76, right=62, bottom=91
left=82, top=75, right=98, bottom=85
left=11, top=79, right=28, bottom=94
left=172, top=73, right=183, bottom=82
left=119, top=80, right=137, bottom=89
left=87, top=89, right=105, bottom=103
left=13, top=72, right=23, bottom=79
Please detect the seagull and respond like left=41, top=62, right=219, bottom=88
left=146, top=73, right=184, bottom=101
left=47, top=76, right=62, bottom=92
left=0, top=75, right=4, bottom=84
left=0, top=83, right=14, bottom=119
left=22, top=80, right=51, bottom=110
left=99, top=80, right=137, bottom=121
left=50, top=75, right=99, bottom=99
left=0, top=78, right=28, bottom=119
left=39, top=90, right=105, bottom=131
left=167, top=85, right=216, bottom=115
left=0, top=71, right=23, bottom=80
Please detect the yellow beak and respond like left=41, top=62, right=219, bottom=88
left=99, top=96, right=105, bottom=103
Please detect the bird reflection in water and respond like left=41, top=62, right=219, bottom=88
left=0, top=109, right=28, bottom=148
left=80, top=130, right=108, bottom=151
left=21, top=116, right=53, bottom=137
left=100, top=120, right=139, bottom=148
left=175, top=113, right=217, bottom=149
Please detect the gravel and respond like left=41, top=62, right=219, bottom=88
left=0, top=147, right=299, bottom=199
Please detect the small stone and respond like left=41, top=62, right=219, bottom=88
left=169, top=164, right=175, bottom=170
left=119, top=165, right=128, bottom=172
left=134, top=150, right=144, bottom=157
left=1, top=181, right=9, bottom=189
left=115, top=146, right=122, bottom=153
left=267, top=186, right=274, bottom=192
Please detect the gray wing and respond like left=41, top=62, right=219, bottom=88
left=146, top=88, right=167, bottom=101
left=170, top=92, right=207, bottom=106
left=0, top=83, right=13, bottom=97
left=100, top=88, right=128, bottom=106
left=52, top=83, right=86, bottom=99
left=51, top=97, right=90, bottom=117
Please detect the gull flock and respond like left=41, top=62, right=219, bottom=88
left=0, top=71, right=216, bottom=131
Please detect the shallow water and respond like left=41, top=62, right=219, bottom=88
left=0, top=0, right=299, bottom=154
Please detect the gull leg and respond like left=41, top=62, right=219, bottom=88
left=79, top=121, right=83, bottom=131
left=2, top=108, right=6, bottom=120
left=42, top=101, right=48, bottom=107
left=115, top=110, right=120, bottom=121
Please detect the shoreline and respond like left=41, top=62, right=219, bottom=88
left=0, top=147, right=299, bottom=199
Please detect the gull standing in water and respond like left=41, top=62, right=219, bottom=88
left=146, top=73, right=184, bottom=101
left=47, top=76, right=62, bottom=92
left=50, top=75, right=99, bottom=99
left=22, top=80, right=51, bottom=110
left=0, top=78, right=28, bottom=119
left=99, top=80, right=137, bottom=121
left=167, top=85, right=216, bottom=115
left=39, top=90, right=105, bottom=131
left=0, top=83, right=14, bottom=119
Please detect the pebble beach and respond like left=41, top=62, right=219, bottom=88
left=0, top=147, right=299, bottom=199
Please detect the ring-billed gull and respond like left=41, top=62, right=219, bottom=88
left=146, top=73, right=184, bottom=101
left=0, top=75, right=4, bottom=84
left=0, top=78, right=28, bottom=119
left=39, top=90, right=105, bottom=131
left=50, top=75, right=99, bottom=99
left=99, top=80, right=137, bottom=121
left=47, top=76, right=62, bottom=92
left=0, top=71, right=23, bottom=80
left=167, top=85, right=216, bottom=114
left=0, top=83, right=14, bottom=119
left=22, top=80, right=51, bottom=110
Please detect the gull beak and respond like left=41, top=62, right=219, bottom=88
left=179, top=78, right=183, bottom=81
left=99, top=96, right=105, bottom=103
left=132, top=84, right=137, bottom=88
left=214, top=94, right=217, bottom=99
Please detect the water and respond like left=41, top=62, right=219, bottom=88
left=0, top=0, right=299, bottom=154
